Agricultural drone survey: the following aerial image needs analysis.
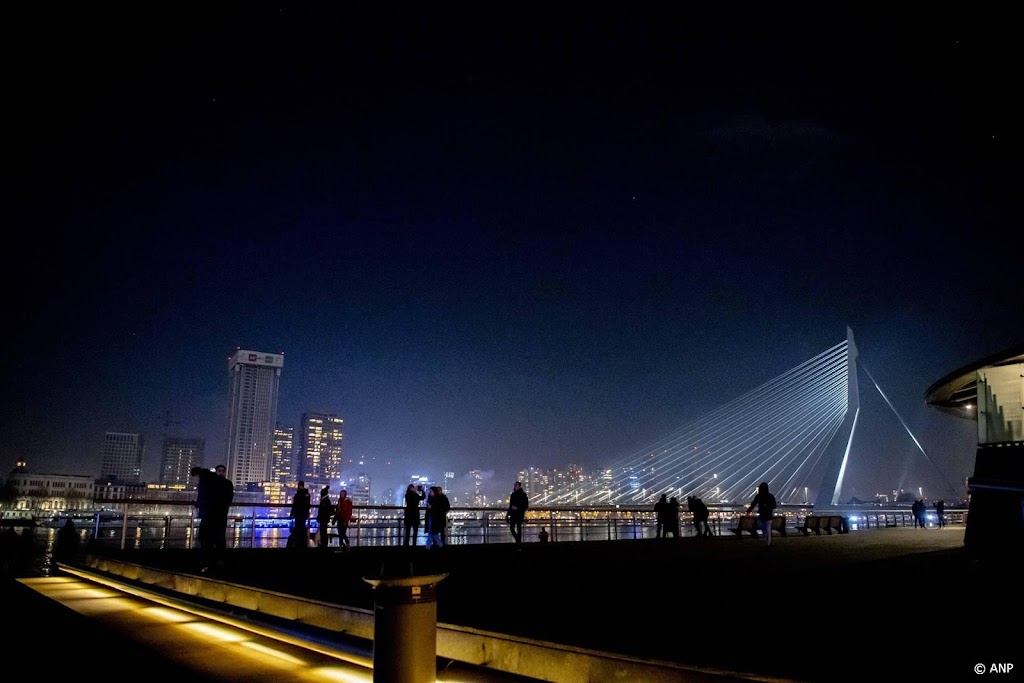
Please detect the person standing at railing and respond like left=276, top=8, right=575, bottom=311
left=666, top=496, right=681, bottom=538
left=746, top=481, right=777, bottom=546
left=507, top=481, right=529, bottom=546
left=654, top=494, right=670, bottom=538
left=191, top=464, right=234, bottom=571
left=335, top=489, right=353, bottom=550
left=316, top=486, right=333, bottom=550
left=689, top=496, right=712, bottom=537
left=426, top=486, right=450, bottom=549
left=934, top=499, right=945, bottom=528
left=403, top=484, right=425, bottom=546
left=289, top=481, right=311, bottom=549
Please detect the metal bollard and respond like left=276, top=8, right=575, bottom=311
left=363, top=573, right=449, bottom=683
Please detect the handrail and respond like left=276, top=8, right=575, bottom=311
left=63, top=500, right=965, bottom=551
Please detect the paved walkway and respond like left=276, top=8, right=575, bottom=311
left=5, top=526, right=1019, bottom=682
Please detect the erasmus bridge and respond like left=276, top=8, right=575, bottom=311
left=548, top=327, right=953, bottom=508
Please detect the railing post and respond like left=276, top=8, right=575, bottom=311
left=250, top=507, right=257, bottom=548
left=120, top=503, right=129, bottom=550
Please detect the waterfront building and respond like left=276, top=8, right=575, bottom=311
left=158, top=437, right=204, bottom=486
left=100, top=432, right=144, bottom=483
left=298, top=412, right=344, bottom=490
left=926, top=342, right=1024, bottom=552
left=225, top=349, right=284, bottom=489
left=2, top=460, right=95, bottom=520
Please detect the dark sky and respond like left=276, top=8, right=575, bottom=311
left=4, top=6, right=1019, bottom=503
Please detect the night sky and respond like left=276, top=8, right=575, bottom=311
left=5, top=6, right=1019, bottom=503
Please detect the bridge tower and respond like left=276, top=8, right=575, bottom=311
left=812, top=326, right=860, bottom=508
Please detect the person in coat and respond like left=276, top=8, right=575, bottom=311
left=403, top=483, right=425, bottom=546
left=335, top=489, right=354, bottom=550
left=316, top=486, right=333, bottom=550
left=289, top=481, right=311, bottom=549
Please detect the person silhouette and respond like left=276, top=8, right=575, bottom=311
left=666, top=497, right=681, bottom=538
left=538, top=527, right=550, bottom=543
left=191, top=464, right=234, bottom=570
left=934, top=500, right=945, bottom=528
left=746, top=482, right=778, bottom=546
left=53, top=518, right=80, bottom=566
left=654, top=494, right=670, bottom=538
left=914, top=499, right=927, bottom=529
left=689, top=496, right=712, bottom=537
left=507, top=481, right=529, bottom=545
left=335, top=489, right=353, bottom=550
left=426, top=486, right=450, bottom=549
left=403, top=484, right=425, bottom=546
left=289, top=481, right=311, bottom=549
left=316, top=486, right=333, bottom=550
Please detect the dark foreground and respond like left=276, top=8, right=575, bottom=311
left=6, top=527, right=1020, bottom=682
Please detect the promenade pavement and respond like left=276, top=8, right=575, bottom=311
left=5, top=525, right=1019, bottom=682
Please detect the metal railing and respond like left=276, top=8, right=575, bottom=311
left=63, top=500, right=966, bottom=551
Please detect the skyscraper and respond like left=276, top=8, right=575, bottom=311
left=100, top=432, right=144, bottom=483
left=268, top=424, right=295, bottom=504
left=298, top=412, right=344, bottom=490
left=225, top=349, right=284, bottom=488
left=271, top=424, right=295, bottom=484
left=159, top=437, right=205, bottom=486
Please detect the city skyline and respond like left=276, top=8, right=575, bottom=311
left=4, top=7, right=1019, bottom=506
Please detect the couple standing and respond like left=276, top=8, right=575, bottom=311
left=403, top=483, right=451, bottom=548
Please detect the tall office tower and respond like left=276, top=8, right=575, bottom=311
left=159, top=437, right=205, bottom=486
left=267, top=424, right=295, bottom=505
left=347, top=472, right=371, bottom=506
left=298, top=412, right=344, bottom=489
left=271, top=424, right=295, bottom=485
left=100, top=432, right=144, bottom=483
left=225, top=349, right=284, bottom=488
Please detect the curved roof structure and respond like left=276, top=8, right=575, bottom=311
left=925, top=342, right=1024, bottom=420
